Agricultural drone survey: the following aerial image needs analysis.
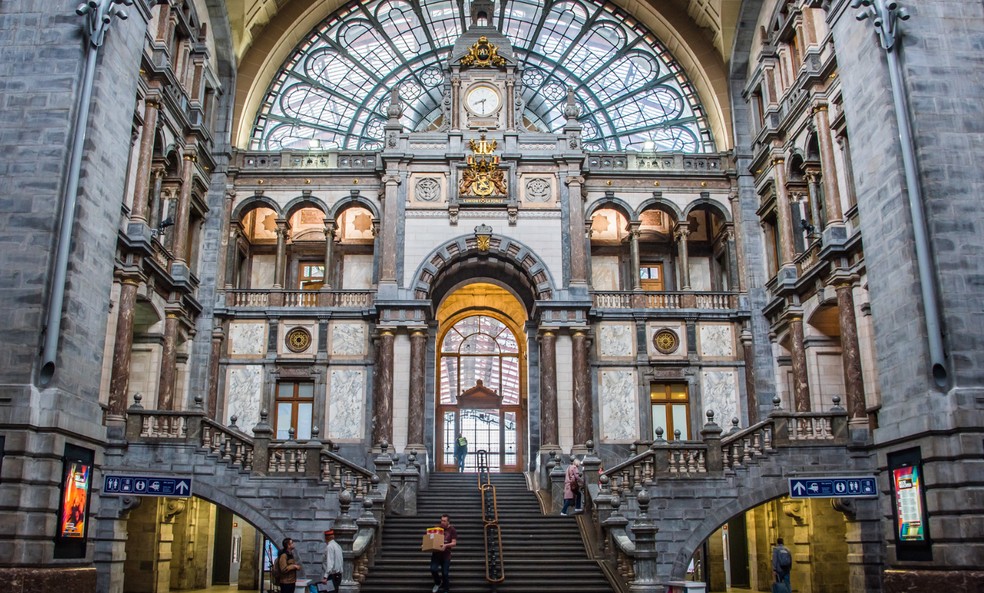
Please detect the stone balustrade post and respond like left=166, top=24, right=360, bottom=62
left=373, top=443, right=395, bottom=508
left=629, top=490, right=659, bottom=593
left=125, top=394, right=145, bottom=441
left=185, top=396, right=205, bottom=445
left=333, top=489, right=359, bottom=593
left=548, top=452, right=565, bottom=513
left=356, top=496, right=381, bottom=581
left=305, top=427, right=324, bottom=478
left=700, top=410, right=724, bottom=471
left=251, top=410, right=273, bottom=477
left=600, top=494, right=629, bottom=564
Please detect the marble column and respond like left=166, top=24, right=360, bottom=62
left=788, top=313, right=811, bottom=412
left=728, top=192, right=747, bottom=292
left=675, top=226, right=691, bottom=290
left=217, top=188, right=235, bottom=289
left=273, top=218, right=288, bottom=289
left=740, top=327, right=757, bottom=424
left=379, top=175, right=401, bottom=284
left=322, top=218, right=336, bottom=290
left=372, top=330, right=395, bottom=446
left=206, top=326, right=223, bottom=420
left=835, top=281, right=865, bottom=420
left=565, top=175, right=587, bottom=287
left=157, top=312, right=180, bottom=410
left=772, top=157, right=796, bottom=266
left=129, top=97, right=160, bottom=224
left=171, top=151, right=196, bottom=269
left=149, top=165, right=165, bottom=229
left=805, top=169, right=823, bottom=233
left=628, top=222, right=641, bottom=291
left=725, top=228, right=740, bottom=291
left=407, top=330, right=427, bottom=448
left=107, top=278, right=140, bottom=419
left=538, top=330, right=559, bottom=448
left=812, top=103, right=843, bottom=225
left=571, top=330, right=592, bottom=447
left=223, top=223, right=242, bottom=289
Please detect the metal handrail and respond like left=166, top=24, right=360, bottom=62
left=476, top=451, right=505, bottom=584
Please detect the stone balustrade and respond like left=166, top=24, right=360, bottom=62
left=591, top=290, right=738, bottom=310
left=225, top=288, right=375, bottom=309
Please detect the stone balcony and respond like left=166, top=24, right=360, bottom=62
left=590, top=290, right=740, bottom=310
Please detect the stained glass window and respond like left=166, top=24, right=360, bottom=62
left=251, top=0, right=713, bottom=153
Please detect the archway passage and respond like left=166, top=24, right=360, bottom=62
left=435, top=284, right=528, bottom=472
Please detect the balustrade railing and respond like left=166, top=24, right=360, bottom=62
left=226, top=289, right=375, bottom=308
left=591, top=291, right=737, bottom=310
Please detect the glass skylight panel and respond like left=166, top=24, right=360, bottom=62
left=252, top=0, right=713, bottom=153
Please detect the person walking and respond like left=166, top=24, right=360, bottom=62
left=453, top=433, right=468, bottom=472
left=275, top=537, right=303, bottom=593
left=321, top=529, right=343, bottom=592
left=771, top=537, right=792, bottom=593
left=429, top=513, right=457, bottom=593
left=561, top=458, right=583, bottom=516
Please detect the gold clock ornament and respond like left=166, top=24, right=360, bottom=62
left=285, top=327, right=312, bottom=353
left=653, top=329, right=679, bottom=354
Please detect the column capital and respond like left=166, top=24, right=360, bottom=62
left=564, top=175, right=585, bottom=187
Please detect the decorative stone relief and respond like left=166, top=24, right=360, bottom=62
left=328, top=368, right=365, bottom=440
left=281, top=324, right=316, bottom=355
left=598, top=322, right=635, bottom=359
left=699, top=324, right=734, bottom=358
left=599, top=369, right=638, bottom=442
left=330, top=322, right=366, bottom=356
left=228, top=322, right=266, bottom=356
left=415, top=177, right=441, bottom=202
left=524, top=177, right=551, bottom=203
left=701, top=370, right=738, bottom=427
left=225, top=365, right=263, bottom=434
left=647, top=323, right=686, bottom=357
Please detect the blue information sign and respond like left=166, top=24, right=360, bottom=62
left=103, top=474, right=192, bottom=498
left=788, top=476, right=877, bottom=499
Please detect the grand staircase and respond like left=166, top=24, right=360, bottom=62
left=360, top=472, right=614, bottom=593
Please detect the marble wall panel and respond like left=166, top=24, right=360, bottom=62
left=599, top=369, right=639, bottom=443
left=226, top=365, right=264, bottom=435
left=598, top=322, right=635, bottom=360
left=690, top=256, right=711, bottom=291
left=700, top=369, right=738, bottom=427
left=591, top=256, right=620, bottom=291
left=250, top=254, right=275, bottom=288
left=229, top=321, right=267, bottom=357
left=342, top=254, right=374, bottom=289
left=328, top=368, right=366, bottom=441
left=698, top=324, right=734, bottom=358
left=330, top=322, right=367, bottom=357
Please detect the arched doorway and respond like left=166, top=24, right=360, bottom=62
left=435, top=284, right=527, bottom=472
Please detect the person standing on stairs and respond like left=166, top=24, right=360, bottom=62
left=430, top=513, right=457, bottom=593
left=561, top=458, right=584, bottom=516
left=454, top=433, right=468, bottom=472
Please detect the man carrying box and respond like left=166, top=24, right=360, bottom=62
left=428, top=514, right=457, bottom=593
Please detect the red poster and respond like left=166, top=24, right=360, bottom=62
left=60, top=462, right=91, bottom=539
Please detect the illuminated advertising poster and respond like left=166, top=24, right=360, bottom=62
left=60, top=461, right=91, bottom=539
left=892, top=465, right=925, bottom=542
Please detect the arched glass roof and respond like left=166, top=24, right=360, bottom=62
left=250, top=0, right=715, bottom=153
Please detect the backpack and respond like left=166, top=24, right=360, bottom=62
left=271, top=551, right=283, bottom=583
left=777, top=546, right=792, bottom=572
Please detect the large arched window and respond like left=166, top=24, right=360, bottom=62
left=251, top=0, right=713, bottom=153
left=439, top=315, right=520, bottom=405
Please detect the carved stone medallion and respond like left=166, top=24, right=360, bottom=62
left=285, top=327, right=312, bottom=353
left=653, top=328, right=679, bottom=354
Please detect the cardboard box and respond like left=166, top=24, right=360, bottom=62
left=421, top=527, right=444, bottom=552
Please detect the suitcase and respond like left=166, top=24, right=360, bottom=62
left=772, top=581, right=790, bottom=593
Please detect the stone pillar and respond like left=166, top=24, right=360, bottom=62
left=805, top=169, right=824, bottom=233
left=224, top=222, right=242, bottom=289
left=273, top=218, right=288, bottom=289
left=129, top=97, right=160, bottom=224
left=565, top=175, right=587, bottom=287
left=834, top=280, right=865, bottom=421
left=812, top=103, right=843, bottom=225
left=788, top=313, right=811, bottom=412
left=725, top=227, right=740, bottom=291
left=628, top=222, right=641, bottom=290
left=149, top=165, right=165, bottom=228
left=171, top=151, right=196, bottom=269
left=372, top=329, right=395, bottom=446
left=629, top=490, right=659, bottom=593
left=740, top=327, right=757, bottom=424
left=571, top=329, right=592, bottom=447
left=322, top=218, right=336, bottom=290
left=157, top=312, right=180, bottom=410
left=773, top=156, right=796, bottom=266
left=728, top=191, right=747, bottom=292
left=406, top=329, right=427, bottom=449
left=107, top=278, right=140, bottom=420
left=379, top=175, right=401, bottom=284
left=675, top=225, right=691, bottom=290
left=206, top=326, right=223, bottom=420
left=538, top=329, right=559, bottom=448
left=217, top=188, right=235, bottom=289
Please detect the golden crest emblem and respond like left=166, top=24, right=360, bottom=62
left=459, top=134, right=507, bottom=199
left=460, top=36, right=507, bottom=68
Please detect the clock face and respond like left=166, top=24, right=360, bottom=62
left=465, top=85, right=501, bottom=116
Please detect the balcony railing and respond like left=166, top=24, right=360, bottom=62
left=591, top=291, right=738, bottom=310
left=226, top=289, right=375, bottom=308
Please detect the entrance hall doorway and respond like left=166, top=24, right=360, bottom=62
left=435, top=284, right=527, bottom=472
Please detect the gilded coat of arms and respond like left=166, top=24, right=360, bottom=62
left=459, top=134, right=507, bottom=199
left=460, top=36, right=507, bottom=68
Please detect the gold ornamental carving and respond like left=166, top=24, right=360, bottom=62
left=459, top=134, right=507, bottom=200
left=285, top=327, right=312, bottom=353
left=653, top=329, right=679, bottom=354
left=460, top=36, right=507, bottom=68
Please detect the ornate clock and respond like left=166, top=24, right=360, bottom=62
left=464, top=84, right=501, bottom=116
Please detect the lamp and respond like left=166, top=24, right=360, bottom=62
left=152, top=216, right=174, bottom=238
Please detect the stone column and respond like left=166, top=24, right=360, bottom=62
left=157, top=312, right=180, bottom=410
left=171, top=151, right=196, bottom=270
left=565, top=175, right=587, bottom=287
left=788, top=313, right=811, bottom=412
left=675, top=225, right=691, bottom=290
left=216, top=188, right=235, bottom=289
left=322, top=218, right=336, bottom=290
left=773, top=156, right=796, bottom=266
left=571, top=329, right=592, bottom=447
left=812, top=103, right=843, bottom=225
left=740, top=327, right=757, bottom=424
left=628, top=222, right=641, bottom=290
left=835, top=280, right=865, bottom=420
left=273, top=218, right=288, bottom=289
left=725, top=227, right=740, bottom=291
left=107, top=278, right=140, bottom=420
left=149, top=165, right=165, bottom=228
left=406, top=329, right=427, bottom=449
left=129, top=97, right=160, bottom=224
left=538, top=329, right=559, bottom=448
left=728, top=191, right=747, bottom=292
left=372, top=329, right=395, bottom=446
left=379, top=175, right=401, bottom=284
left=206, top=326, right=223, bottom=420
left=223, top=223, right=242, bottom=289
left=805, top=168, right=824, bottom=233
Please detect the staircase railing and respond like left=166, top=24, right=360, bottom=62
left=476, top=451, right=505, bottom=584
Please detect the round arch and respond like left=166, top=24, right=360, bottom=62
left=682, top=196, right=733, bottom=223
left=328, top=194, right=381, bottom=221
left=283, top=195, right=330, bottom=220
left=231, top=195, right=282, bottom=222
left=636, top=196, right=685, bottom=222
left=585, top=196, right=635, bottom=222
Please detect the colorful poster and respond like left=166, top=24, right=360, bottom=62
left=59, top=462, right=91, bottom=539
left=893, top=465, right=925, bottom=542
